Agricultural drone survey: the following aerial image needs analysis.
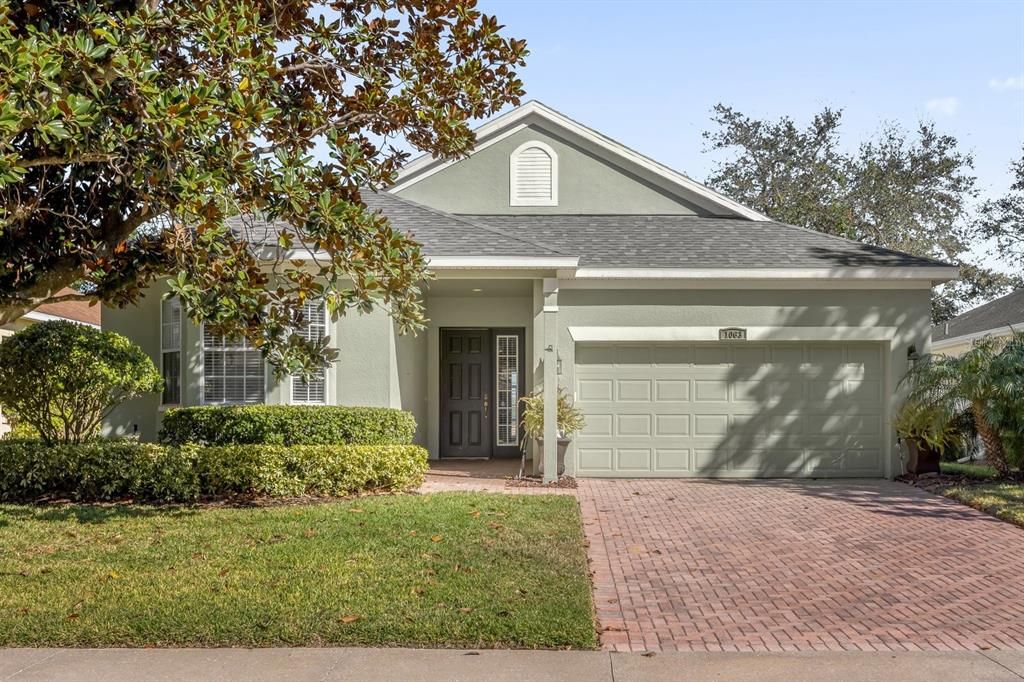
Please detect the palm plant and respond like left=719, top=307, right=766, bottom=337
left=900, top=332, right=1023, bottom=477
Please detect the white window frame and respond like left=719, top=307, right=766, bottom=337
left=495, top=333, right=520, bottom=447
left=289, top=301, right=330, bottom=405
left=199, top=324, right=266, bottom=405
left=509, top=140, right=558, bottom=206
left=160, top=296, right=182, bottom=406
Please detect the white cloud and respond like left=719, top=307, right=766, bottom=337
left=989, top=75, right=1024, bottom=91
left=925, top=96, right=959, bottom=116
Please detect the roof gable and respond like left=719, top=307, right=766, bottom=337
left=391, top=101, right=767, bottom=220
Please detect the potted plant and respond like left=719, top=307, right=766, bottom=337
left=893, top=400, right=956, bottom=475
left=520, top=388, right=585, bottom=477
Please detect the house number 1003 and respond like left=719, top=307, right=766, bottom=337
left=719, top=327, right=747, bottom=341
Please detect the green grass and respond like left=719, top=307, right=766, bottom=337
left=0, top=494, right=596, bottom=649
left=940, top=461, right=1002, bottom=480
left=941, top=483, right=1024, bottom=528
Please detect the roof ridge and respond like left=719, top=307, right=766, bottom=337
left=374, top=191, right=570, bottom=256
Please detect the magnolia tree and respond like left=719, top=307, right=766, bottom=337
left=0, top=321, right=162, bottom=444
left=0, top=1, right=527, bottom=376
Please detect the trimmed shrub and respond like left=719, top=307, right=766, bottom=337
left=159, top=405, right=416, bottom=446
left=0, top=321, right=162, bottom=444
left=195, top=444, right=429, bottom=497
left=0, top=440, right=428, bottom=502
left=0, top=440, right=200, bottom=502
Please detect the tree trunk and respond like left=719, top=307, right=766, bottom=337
left=973, top=401, right=1010, bottom=477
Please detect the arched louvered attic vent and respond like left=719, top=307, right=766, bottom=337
left=510, top=141, right=558, bottom=206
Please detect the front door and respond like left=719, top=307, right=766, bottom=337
left=440, top=329, right=493, bottom=458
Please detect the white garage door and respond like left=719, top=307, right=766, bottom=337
left=573, top=343, right=886, bottom=478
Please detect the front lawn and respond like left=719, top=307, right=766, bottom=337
left=0, top=493, right=595, bottom=649
left=941, top=482, right=1024, bottom=528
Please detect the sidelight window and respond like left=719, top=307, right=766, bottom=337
left=496, top=334, right=520, bottom=446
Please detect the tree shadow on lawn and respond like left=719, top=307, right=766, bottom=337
left=0, top=502, right=198, bottom=527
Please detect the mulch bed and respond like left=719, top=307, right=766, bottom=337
left=506, top=475, right=578, bottom=489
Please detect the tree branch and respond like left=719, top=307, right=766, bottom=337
left=17, top=154, right=119, bottom=169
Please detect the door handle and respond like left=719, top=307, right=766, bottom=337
left=483, top=393, right=489, bottom=414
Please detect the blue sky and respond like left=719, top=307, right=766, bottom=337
left=481, top=0, right=1024, bottom=209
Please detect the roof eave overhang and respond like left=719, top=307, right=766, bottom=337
left=932, top=325, right=1022, bottom=350
left=570, top=266, right=960, bottom=283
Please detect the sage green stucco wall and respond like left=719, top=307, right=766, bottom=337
left=102, top=281, right=407, bottom=441
left=102, top=283, right=165, bottom=441
left=104, top=277, right=932, bottom=481
left=394, top=124, right=711, bottom=215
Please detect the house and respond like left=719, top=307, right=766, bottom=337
left=1, top=288, right=101, bottom=435
left=104, top=101, right=957, bottom=479
left=931, top=288, right=1024, bottom=356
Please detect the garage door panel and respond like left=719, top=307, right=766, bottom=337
left=581, top=414, right=613, bottom=437
left=655, top=379, right=690, bottom=401
left=655, top=414, right=690, bottom=436
left=616, top=448, right=652, bottom=471
left=575, top=342, right=886, bottom=478
left=616, top=413, right=652, bottom=436
left=616, top=379, right=652, bottom=401
left=578, top=378, right=613, bottom=401
left=655, top=448, right=691, bottom=471
left=578, top=447, right=613, bottom=471
left=694, top=380, right=728, bottom=402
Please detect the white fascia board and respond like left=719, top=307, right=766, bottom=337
left=571, top=266, right=960, bottom=282
left=391, top=101, right=768, bottom=221
left=21, top=311, right=100, bottom=328
left=931, top=325, right=1019, bottom=351
left=427, top=256, right=580, bottom=270
left=569, top=326, right=899, bottom=343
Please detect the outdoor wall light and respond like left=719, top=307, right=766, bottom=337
left=907, top=344, right=919, bottom=366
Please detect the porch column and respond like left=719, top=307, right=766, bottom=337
left=542, top=278, right=559, bottom=483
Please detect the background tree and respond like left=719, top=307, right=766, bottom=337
left=975, top=149, right=1024, bottom=271
left=0, top=321, right=162, bottom=444
left=703, top=105, right=1020, bottom=321
left=0, top=1, right=526, bottom=376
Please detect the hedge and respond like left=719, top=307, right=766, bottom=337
left=0, top=440, right=428, bottom=502
left=159, top=405, right=416, bottom=446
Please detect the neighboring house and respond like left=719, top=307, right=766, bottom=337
left=0, top=288, right=101, bottom=435
left=104, top=101, right=957, bottom=479
left=931, top=288, right=1024, bottom=357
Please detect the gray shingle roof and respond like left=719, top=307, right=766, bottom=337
left=225, top=192, right=566, bottom=257
left=933, top=288, right=1024, bottom=341
left=361, top=192, right=566, bottom=256
left=459, top=214, right=952, bottom=269
left=226, top=192, right=952, bottom=271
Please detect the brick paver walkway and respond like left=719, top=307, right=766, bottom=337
left=578, top=479, right=1024, bottom=653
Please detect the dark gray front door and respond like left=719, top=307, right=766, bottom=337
left=440, top=329, right=492, bottom=458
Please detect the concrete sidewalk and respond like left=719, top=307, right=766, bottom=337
left=3, top=648, right=1024, bottom=681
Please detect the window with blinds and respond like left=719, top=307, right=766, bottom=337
left=510, top=141, right=558, bottom=206
left=202, top=325, right=264, bottom=404
left=291, top=302, right=328, bottom=404
left=160, top=297, right=181, bottom=405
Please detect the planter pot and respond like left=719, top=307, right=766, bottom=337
left=903, top=436, right=941, bottom=475
left=536, top=437, right=572, bottom=477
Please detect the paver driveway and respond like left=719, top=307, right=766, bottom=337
left=578, top=479, right=1024, bottom=653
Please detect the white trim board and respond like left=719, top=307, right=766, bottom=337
left=391, top=101, right=768, bottom=221
left=427, top=256, right=580, bottom=270
left=571, top=266, right=959, bottom=282
left=568, top=326, right=900, bottom=343
left=21, top=310, right=100, bottom=328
